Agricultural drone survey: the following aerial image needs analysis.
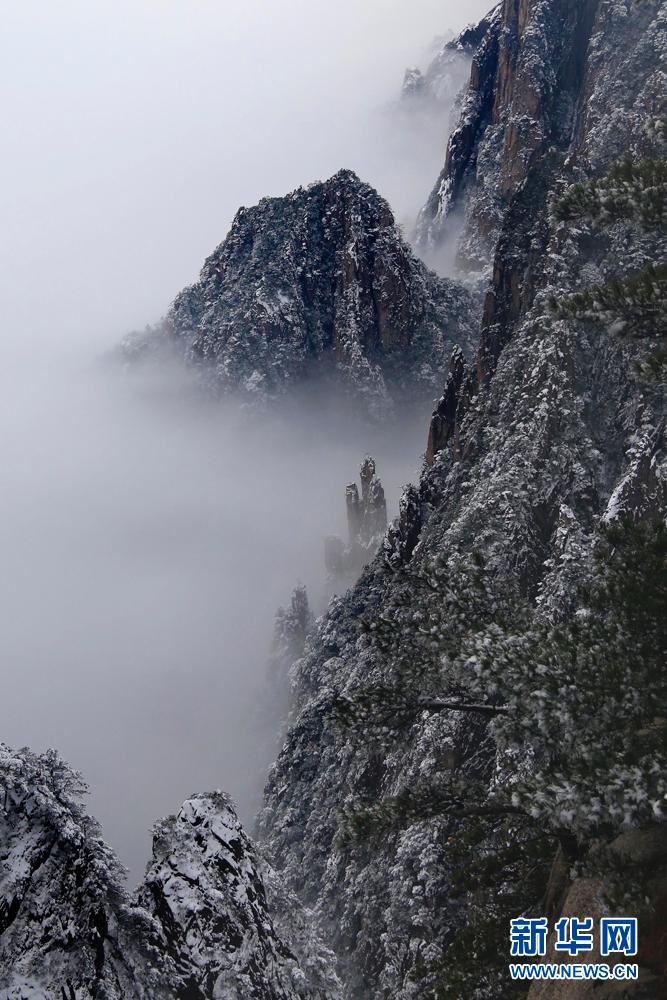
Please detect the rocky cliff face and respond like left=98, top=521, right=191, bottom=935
left=400, top=24, right=479, bottom=109
left=125, top=170, right=477, bottom=418
left=0, top=745, right=178, bottom=1000
left=136, top=792, right=340, bottom=1000
left=259, top=1, right=667, bottom=997
left=415, top=3, right=503, bottom=262
left=0, top=746, right=339, bottom=1000
left=4, top=2, right=666, bottom=998
left=324, top=457, right=388, bottom=588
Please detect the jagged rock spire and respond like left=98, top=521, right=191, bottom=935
left=325, top=456, right=388, bottom=586
left=346, top=456, right=387, bottom=547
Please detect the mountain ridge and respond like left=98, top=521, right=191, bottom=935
left=3, top=1, right=666, bottom=997
left=123, top=169, right=478, bottom=419
left=258, top=1, right=667, bottom=996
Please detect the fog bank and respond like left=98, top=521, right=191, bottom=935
left=0, top=352, right=430, bottom=878
left=0, top=0, right=491, bottom=878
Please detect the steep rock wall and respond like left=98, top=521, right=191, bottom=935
left=259, top=2, right=667, bottom=997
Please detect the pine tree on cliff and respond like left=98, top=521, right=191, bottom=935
left=335, top=519, right=667, bottom=995
left=339, top=518, right=667, bottom=840
left=330, top=114, right=667, bottom=991
left=549, top=115, right=667, bottom=377
left=266, top=585, right=313, bottom=720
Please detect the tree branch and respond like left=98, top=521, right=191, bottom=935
left=444, top=804, right=524, bottom=819
left=417, top=698, right=510, bottom=717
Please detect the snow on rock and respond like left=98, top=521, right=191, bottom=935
left=0, top=748, right=338, bottom=1000
left=399, top=30, right=472, bottom=109
left=5, top=2, right=667, bottom=998
left=136, top=791, right=339, bottom=1000
left=415, top=4, right=503, bottom=260
left=0, top=744, right=180, bottom=999
left=602, top=427, right=666, bottom=525
left=122, top=170, right=478, bottom=419
left=259, top=2, right=667, bottom=996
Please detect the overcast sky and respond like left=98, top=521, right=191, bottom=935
left=0, top=0, right=492, bottom=878
left=2, top=0, right=491, bottom=352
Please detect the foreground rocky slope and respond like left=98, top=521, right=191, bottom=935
left=258, top=1, right=667, bottom=997
left=124, top=170, right=477, bottom=418
left=0, top=745, right=339, bottom=999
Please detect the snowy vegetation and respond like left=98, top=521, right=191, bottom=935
left=122, top=171, right=477, bottom=419
left=2, top=1, right=666, bottom=998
